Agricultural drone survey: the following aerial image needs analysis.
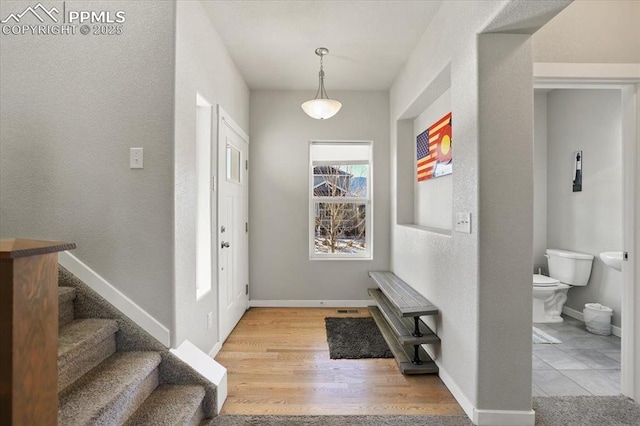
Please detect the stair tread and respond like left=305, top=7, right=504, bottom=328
left=58, top=318, right=119, bottom=369
left=59, top=351, right=161, bottom=426
left=58, top=286, right=76, bottom=303
left=125, top=384, right=205, bottom=426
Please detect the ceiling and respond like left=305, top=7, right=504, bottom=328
left=200, top=1, right=443, bottom=91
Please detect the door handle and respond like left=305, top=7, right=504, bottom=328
left=221, top=241, right=230, bottom=249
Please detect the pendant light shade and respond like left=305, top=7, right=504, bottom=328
left=301, top=98, right=342, bottom=120
left=302, top=47, right=342, bottom=120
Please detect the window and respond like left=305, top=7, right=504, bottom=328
left=226, top=144, right=241, bottom=183
left=309, top=141, right=372, bottom=259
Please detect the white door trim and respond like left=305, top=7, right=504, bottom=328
left=216, top=105, right=249, bottom=345
left=218, top=106, right=249, bottom=145
left=534, top=62, right=640, bottom=400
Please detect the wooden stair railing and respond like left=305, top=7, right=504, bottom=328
left=0, top=238, right=76, bottom=426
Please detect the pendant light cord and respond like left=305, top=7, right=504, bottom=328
left=314, top=51, right=329, bottom=100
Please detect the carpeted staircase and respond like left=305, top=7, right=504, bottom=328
left=57, top=267, right=216, bottom=425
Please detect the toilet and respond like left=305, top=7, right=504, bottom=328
left=532, top=248, right=594, bottom=323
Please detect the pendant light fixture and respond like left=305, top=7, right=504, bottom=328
left=301, top=47, right=342, bottom=120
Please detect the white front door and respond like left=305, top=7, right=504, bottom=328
left=218, top=107, right=249, bottom=343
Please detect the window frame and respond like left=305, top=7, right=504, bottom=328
left=309, top=140, right=373, bottom=260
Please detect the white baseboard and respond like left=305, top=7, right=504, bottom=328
left=436, top=358, right=535, bottom=425
left=249, top=300, right=372, bottom=308
left=171, top=340, right=227, bottom=414
left=436, top=363, right=475, bottom=421
left=562, top=306, right=621, bottom=338
left=208, top=341, right=222, bottom=358
left=58, top=251, right=171, bottom=347
left=473, top=408, right=535, bottom=426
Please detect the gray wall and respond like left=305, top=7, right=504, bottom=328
left=173, top=0, right=250, bottom=351
left=390, top=0, right=561, bottom=414
left=0, top=0, right=176, bottom=326
left=544, top=89, right=623, bottom=327
left=534, top=92, right=549, bottom=272
left=476, top=33, right=535, bottom=410
left=249, top=90, right=390, bottom=301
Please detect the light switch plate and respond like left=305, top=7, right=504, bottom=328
left=455, top=212, right=471, bottom=234
left=130, top=147, right=143, bottom=169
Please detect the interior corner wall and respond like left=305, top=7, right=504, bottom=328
left=0, top=1, right=176, bottom=326
left=533, top=92, right=549, bottom=272
left=533, top=0, right=640, bottom=64
left=173, top=0, right=249, bottom=351
left=546, top=89, right=623, bottom=327
left=477, top=33, right=534, bottom=411
left=249, top=90, right=390, bottom=302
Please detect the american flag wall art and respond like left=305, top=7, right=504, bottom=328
left=417, top=112, right=452, bottom=182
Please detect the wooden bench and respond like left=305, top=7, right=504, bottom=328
left=368, top=271, right=440, bottom=375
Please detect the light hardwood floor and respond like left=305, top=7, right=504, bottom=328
left=215, top=307, right=464, bottom=416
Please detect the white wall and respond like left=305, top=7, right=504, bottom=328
left=390, top=0, right=570, bottom=420
left=544, top=89, right=623, bottom=327
left=173, top=0, right=250, bottom=351
left=533, top=0, right=640, bottom=64
left=0, top=1, right=176, bottom=326
left=249, top=90, right=390, bottom=302
left=413, top=89, right=452, bottom=230
left=534, top=92, right=549, bottom=272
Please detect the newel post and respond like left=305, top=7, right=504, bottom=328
left=0, top=238, right=76, bottom=425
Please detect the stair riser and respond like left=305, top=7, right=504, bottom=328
left=94, top=368, right=159, bottom=425
left=58, top=335, right=116, bottom=393
left=188, top=404, right=204, bottom=426
left=59, top=298, right=74, bottom=327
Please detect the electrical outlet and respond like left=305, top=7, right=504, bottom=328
left=207, top=312, right=213, bottom=329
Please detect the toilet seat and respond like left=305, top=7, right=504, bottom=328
left=533, top=274, right=559, bottom=287
left=532, top=283, right=570, bottom=292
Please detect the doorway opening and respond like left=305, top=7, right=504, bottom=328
left=533, top=67, right=638, bottom=399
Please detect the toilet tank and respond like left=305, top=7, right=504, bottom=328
left=546, top=249, right=594, bottom=286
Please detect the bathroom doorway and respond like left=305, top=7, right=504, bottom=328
left=533, top=67, right=639, bottom=399
left=532, top=86, right=623, bottom=396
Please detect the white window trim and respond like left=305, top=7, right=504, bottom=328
left=309, top=140, right=373, bottom=260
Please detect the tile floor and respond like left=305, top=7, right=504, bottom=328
left=532, top=315, right=621, bottom=397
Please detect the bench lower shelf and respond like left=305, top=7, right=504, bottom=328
left=369, top=306, right=439, bottom=375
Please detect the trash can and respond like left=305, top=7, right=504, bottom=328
left=583, top=303, right=613, bottom=336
